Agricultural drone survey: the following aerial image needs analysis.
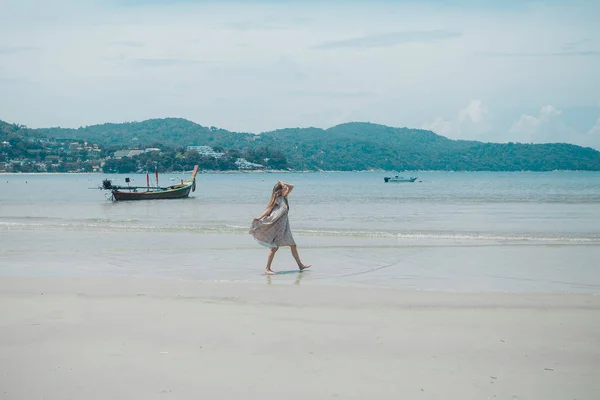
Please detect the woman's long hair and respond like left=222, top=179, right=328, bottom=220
left=266, top=182, right=288, bottom=210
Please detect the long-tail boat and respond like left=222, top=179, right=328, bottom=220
left=101, top=165, right=198, bottom=201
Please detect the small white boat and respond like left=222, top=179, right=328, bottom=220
left=384, top=175, right=417, bottom=183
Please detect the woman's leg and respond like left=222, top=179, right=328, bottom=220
left=290, top=245, right=311, bottom=270
left=265, top=246, right=278, bottom=274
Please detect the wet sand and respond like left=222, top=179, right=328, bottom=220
left=1, top=277, right=599, bottom=399
left=2, top=229, right=599, bottom=293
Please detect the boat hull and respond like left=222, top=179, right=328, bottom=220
left=112, top=182, right=193, bottom=201
left=384, top=177, right=417, bottom=183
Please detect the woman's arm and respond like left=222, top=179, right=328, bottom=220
left=279, top=180, right=294, bottom=195
left=254, top=206, right=274, bottom=221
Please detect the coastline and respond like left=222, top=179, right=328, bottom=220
left=2, top=276, right=599, bottom=399
left=4, top=169, right=600, bottom=175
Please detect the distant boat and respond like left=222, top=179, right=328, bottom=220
left=384, top=175, right=417, bottom=183
left=100, top=166, right=198, bottom=201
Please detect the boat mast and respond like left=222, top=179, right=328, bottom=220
left=155, top=165, right=159, bottom=187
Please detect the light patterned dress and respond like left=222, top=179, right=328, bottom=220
left=249, top=196, right=296, bottom=248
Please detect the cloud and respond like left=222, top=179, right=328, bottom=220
left=107, top=41, right=144, bottom=47
left=114, top=0, right=208, bottom=5
left=562, top=38, right=592, bottom=51
left=588, top=118, right=600, bottom=138
left=578, top=117, right=600, bottom=149
left=312, top=30, right=462, bottom=50
left=0, top=77, right=39, bottom=86
left=500, top=105, right=600, bottom=149
left=282, top=90, right=373, bottom=99
left=458, top=99, right=487, bottom=125
left=422, top=100, right=489, bottom=140
left=476, top=35, right=599, bottom=58
left=0, top=45, right=39, bottom=55
left=225, top=16, right=312, bottom=31
left=509, top=105, right=563, bottom=143
left=131, top=58, right=203, bottom=67
left=424, top=104, right=600, bottom=149
left=424, top=117, right=455, bottom=137
left=475, top=51, right=600, bottom=57
left=579, top=101, right=600, bottom=148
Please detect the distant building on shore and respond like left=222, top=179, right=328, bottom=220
left=235, top=158, right=265, bottom=170
left=113, top=150, right=145, bottom=159
left=186, top=146, right=224, bottom=158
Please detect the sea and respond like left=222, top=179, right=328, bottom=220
left=1, top=171, right=599, bottom=293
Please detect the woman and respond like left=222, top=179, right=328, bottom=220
left=249, top=180, right=311, bottom=275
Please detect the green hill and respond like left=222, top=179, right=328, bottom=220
left=31, top=118, right=257, bottom=149
left=255, top=122, right=600, bottom=171
left=6, top=118, right=600, bottom=171
left=256, top=122, right=478, bottom=170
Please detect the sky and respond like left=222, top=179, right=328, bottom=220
left=1, top=0, right=600, bottom=149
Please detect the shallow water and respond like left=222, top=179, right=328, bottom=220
left=1, top=171, right=599, bottom=293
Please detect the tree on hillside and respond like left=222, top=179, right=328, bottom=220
left=103, top=157, right=138, bottom=173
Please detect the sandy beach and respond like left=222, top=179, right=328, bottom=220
left=1, top=277, right=599, bottom=400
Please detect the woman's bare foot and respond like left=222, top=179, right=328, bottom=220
left=299, top=264, right=311, bottom=271
left=265, top=269, right=276, bottom=275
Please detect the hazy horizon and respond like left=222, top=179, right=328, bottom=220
left=1, top=0, right=599, bottom=149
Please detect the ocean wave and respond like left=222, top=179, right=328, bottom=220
left=293, top=229, right=600, bottom=243
left=2, top=220, right=598, bottom=243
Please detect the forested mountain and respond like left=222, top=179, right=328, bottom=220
left=31, top=118, right=256, bottom=149
left=5, top=118, right=600, bottom=171
left=258, top=122, right=600, bottom=171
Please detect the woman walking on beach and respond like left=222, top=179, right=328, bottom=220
left=250, top=180, right=311, bottom=275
